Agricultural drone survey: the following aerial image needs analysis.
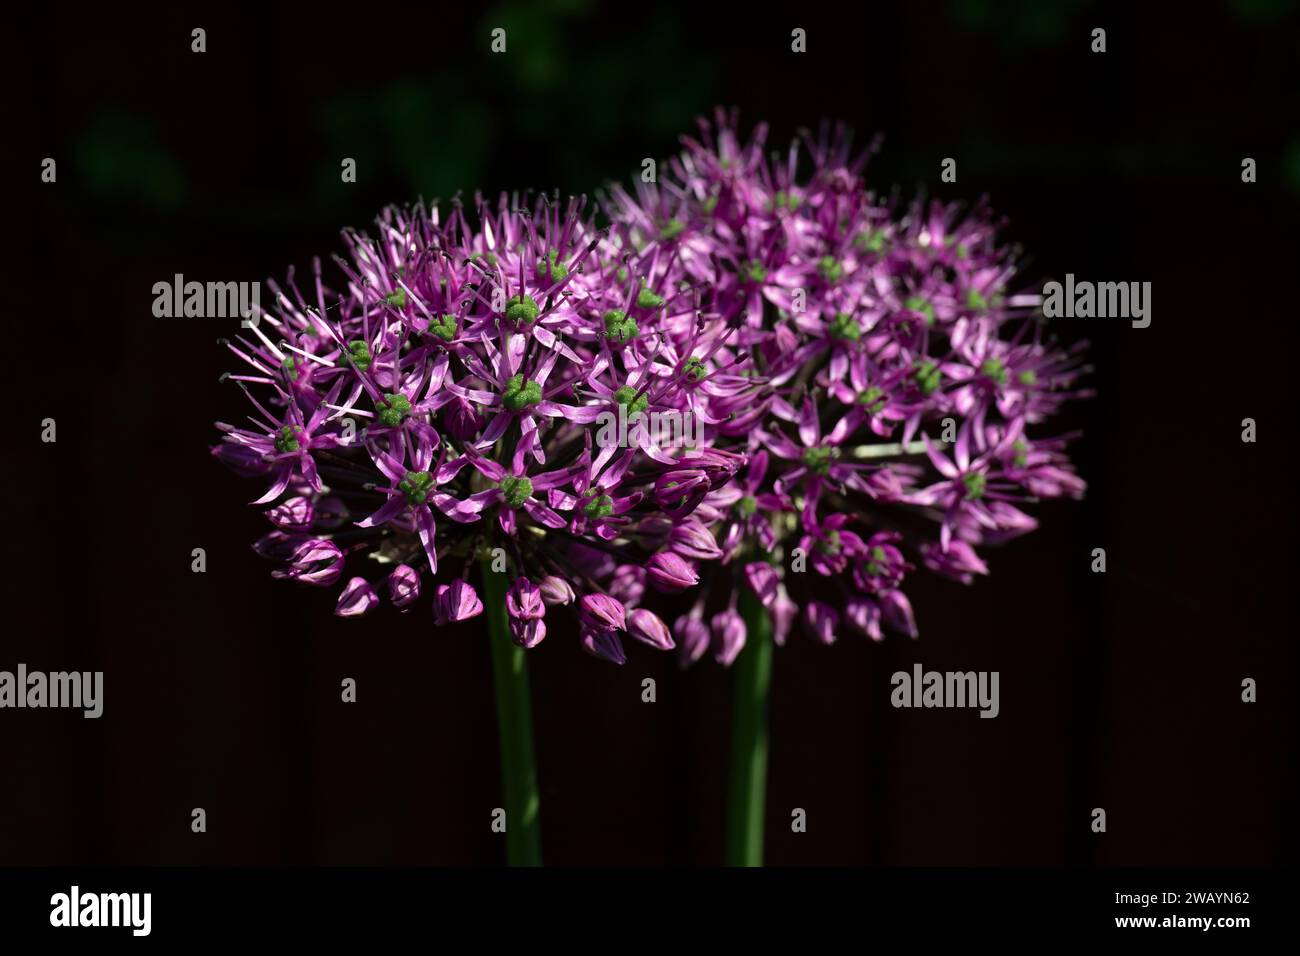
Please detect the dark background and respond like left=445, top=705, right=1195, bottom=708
left=8, top=0, right=1297, bottom=866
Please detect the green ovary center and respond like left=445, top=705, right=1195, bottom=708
left=683, top=357, right=707, bottom=382
left=428, top=314, right=457, bottom=342
left=582, top=488, right=614, bottom=517
left=399, top=470, right=433, bottom=505
left=904, top=296, right=936, bottom=326
left=603, top=309, right=639, bottom=345
left=740, top=260, right=767, bottom=284
left=802, top=446, right=838, bottom=475
left=346, top=340, right=371, bottom=370
left=659, top=219, right=685, bottom=240
left=503, top=374, right=542, bottom=412
left=377, top=393, right=412, bottom=426
left=274, top=424, right=303, bottom=453
left=857, top=386, right=886, bottom=413
left=817, top=529, right=842, bottom=555
left=500, top=475, right=534, bottom=509
left=855, top=230, right=886, bottom=252
left=914, top=360, right=941, bottom=395
left=981, top=357, right=1008, bottom=385
left=636, top=285, right=665, bottom=309
left=505, top=294, right=540, bottom=327
left=535, top=250, right=568, bottom=282
left=818, top=256, right=844, bottom=283
left=829, top=312, right=861, bottom=341
left=613, top=384, right=649, bottom=413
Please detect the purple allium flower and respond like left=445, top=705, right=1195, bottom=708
left=215, top=109, right=1087, bottom=666
left=214, top=187, right=753, bottom=660
left=590, top=110, right=1089, bottom=665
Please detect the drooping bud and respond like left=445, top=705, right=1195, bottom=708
left=212, top=442, right=273, bottom=477
left=252, top=530, right=309, bottom=562
left=272, top=539, right=344, bottom=587
left=335, top=577, right=379, bottom=617
left=433, top=580, right=483, bottom=625
left=711, top=609, right=747, bottom=666
left=443, top=395, right=482, bottom=440
left=578, top=593, right=626, bottom=632
left=669, top=520, right=723, bottom=560
left=675, top=614, right=711, bottom=666
left=511, top=617, right=547, bottom=649
left=804, top=601, right=839, bottom=645
left=627, top=608, right=674, bottom=650
left=743, top=561, right=778, bottom=607
left=388, top=564, right=421, bottom=610
left=653, top=468, right=710, bottom=519
left=879, top=589, right=918, bottom=638
left=770, top=584, right=797, bottom=646
left=607, top=564, right=646, bottom=606
left=581, top=626, right=627, bottom=664
left=645, top=552, right=699, bottom=593
left=506, top=577, right=545, bottom=621
left=537, top=575, right=576, bottom=606
left=267, top=496, right=314, bottom=530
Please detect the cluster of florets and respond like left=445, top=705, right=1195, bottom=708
left=214, top=109, right=1088, bottom=665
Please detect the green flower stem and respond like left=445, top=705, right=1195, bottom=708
left=480, top=558, right=542, bottom=866
left=725, top=588, right=774, bottom=866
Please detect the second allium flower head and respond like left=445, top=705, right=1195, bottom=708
left=213, top=108, right=1089, bottom=665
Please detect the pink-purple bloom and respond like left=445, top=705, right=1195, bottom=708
left=215, top=110, right=1087, bottom=666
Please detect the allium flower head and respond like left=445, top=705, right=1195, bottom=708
left=215, top=188, right=751, bottom=658
left=215, top=109, right=1088, bottom=665
left=594, top=109, right=1089, bottom=662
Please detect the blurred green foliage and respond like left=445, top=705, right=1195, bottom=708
left=946, top=0, right=1088, bottom=48
left=1227, top=0, right=1296, bottom=24
left=1283, top=138, right=1300, bottom=194
left=312, top=0, right=716, bottom=208
left=75, top=113, right=189, bottom=213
